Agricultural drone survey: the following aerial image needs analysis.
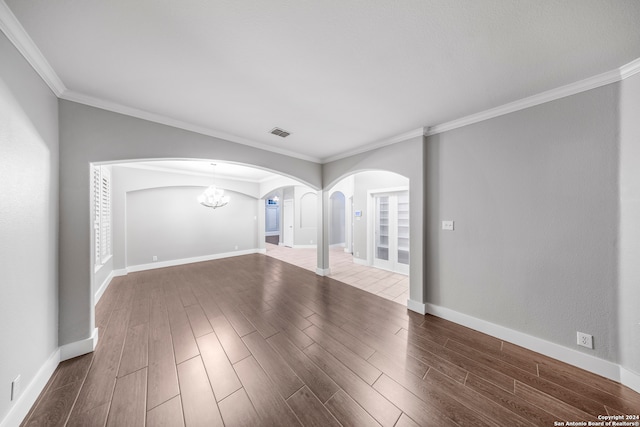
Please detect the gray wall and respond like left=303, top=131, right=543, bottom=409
left=294, top=187, right=317, bottom=246
left=0, top=32, right=59, bottom=421
left=352, top=171, right=409, bottom=262
left=329, top=192, right=345, bottom=245
left=59, top=100, right=322, bottom=347
left=618, top=73, right=640, bottom=375
left=126, top=186, right=258, bottom=266
left=425, top=84, right=620, bottom=362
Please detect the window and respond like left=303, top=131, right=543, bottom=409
left=91, top=165, right=111, bottom=267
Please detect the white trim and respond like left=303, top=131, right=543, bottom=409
left=0, top=2, right=66, bottom=96
left=60, top=90, right=321, bottom=163
left=407, top=299, right=427, bottom=315
left=257, top=248, right=267, bottom=254
left=127, top=249, right=261, bottom=273
left=620, top=367, right=640, bottom=394
left=94, top=268, right=127, bottom=303
left=353, top=257, right=368, bottom=266
left=425, top=303, right=622, bottom=383
left=321, top=128, right=424, bottom=163
left=0, top=348, right=60, bottom=427
left=316, top=267, right=331, bottom=276
left=619, top=57, right=640, bottom=80
left=425, top=58, right=639, bottom=137
left=344, top=248, right=352, bottom=253
left=60, top=328, right=99, bottom=361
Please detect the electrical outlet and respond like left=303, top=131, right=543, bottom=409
left=11, top=375, right=21, bottom=401
left=577, top=332, right=593, bottom=349
left=442, top=220, right=454, bottom=231
left=152, top=255, right=158, bottom=262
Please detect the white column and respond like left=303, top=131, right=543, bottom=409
left=316, top=189, right=330, bottom=276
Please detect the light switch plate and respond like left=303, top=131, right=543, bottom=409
left=442, top=220, right=454, bottom=231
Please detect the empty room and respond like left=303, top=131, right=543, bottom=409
left=1, top=1, right=640, bottom=426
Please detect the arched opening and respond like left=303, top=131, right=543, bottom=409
left=326, top=170, right=410, bottom=305
left=90, top=159, right=320, bottom=302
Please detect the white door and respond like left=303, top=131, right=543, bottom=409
left=283, top=199, right=294, bottom=247
left=372, top=191, right=409, bottom=274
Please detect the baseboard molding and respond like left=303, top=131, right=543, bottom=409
left=316, top=267, right=331, bottom=276
left=621, top=367, right=640, bottom=394
left=424, top=303, right=626, bottom=385
left=257, top=248, right=267, bottom=254
left=329, top=243, right=345, bottom=249
left=407, top=299, right=427, bottom=315
left=127, top=249, right=261, bottom=273
left=344, top=248, right=352, bottom=253
left=60, top=328, right=99, bottom=361
left=0, top=348, right=60, bottom=427
left=353, top=257, right=368, bottom=267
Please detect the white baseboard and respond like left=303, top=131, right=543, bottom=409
left=0, top=348, right=60, bottom=427
left=621, top=367, right=640, bottom=394
left=127, top=249, right=261, bottom=273
left=424, top=303, right=625, bottom=384
left=257, top=248, right=267, bottom=254
left=330, top=243, right=345, bottom=248
left=316, top=267, right=331, bottom=276
left=407, top=299, right=427, bottom=314
left=353, top=257, right=368, bottom=267
left=60, top=328, right=99, bottom=361
left=344, top=248, right=352, bottom=253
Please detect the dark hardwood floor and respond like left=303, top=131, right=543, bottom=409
left=22, top=254, right=640, bottom=426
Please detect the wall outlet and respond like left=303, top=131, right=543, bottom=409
left=152, top=255, right=158, bottom=262
left=577, top=332, right=593, bottom=349
left=442, top=220, right=454, bottom=231
left=11, top=375, right=21, bottom=401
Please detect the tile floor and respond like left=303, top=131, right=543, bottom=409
left=264, top=243, right=410, bottom=305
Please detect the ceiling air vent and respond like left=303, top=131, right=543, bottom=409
left=270, top=127, right=291, bottom=138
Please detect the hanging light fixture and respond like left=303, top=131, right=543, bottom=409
left=198, top=164, right=230, bottom=209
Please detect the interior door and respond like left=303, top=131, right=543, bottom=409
left=372, top=191, right=409, bottom=274
left=283, top=199, right=294, bottom=247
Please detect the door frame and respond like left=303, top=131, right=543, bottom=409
left=282, top=199, right=294, bottom=247
left=367, top=186, right=409, bottom=274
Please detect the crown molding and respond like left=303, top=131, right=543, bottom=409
left=60, top=90, right=322, bottom=164
left=426, top=57, right=640, bottom=137
left=321, top=127, right=425, bottom=163
left=0, top=1, right=65, bottom=96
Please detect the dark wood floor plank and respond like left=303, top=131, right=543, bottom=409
left=261, top=309, right=315, bottom=350
left=118, top=323, right=149, bottom=378
left=242, top=331, right=304, bottom=399
left=373, top=373, right=492, bottom=427
left=324, top=389, right=382, bottom=427
left=267, top=332, right=340, bottom=403
left=147, top=288, right=180, bottom=411
left=197, top=332, right=242, bottom=402
left=514, top=380, right=598, bottom=421
left=287, top=386, right=341, bottom=427
left=47, top=353, right=93, bottom=392
left=22, top=381, right=79, bottom=427
left=304, top=343, right=401, bottom=427
left=129, top=287, right=151, bottom=327
left=425, top=368, right=534, bottom=427
left=308, top=314, right=375, bottom=359
left=146, top=395, right=185, bottom=427
left=219, top=303, right=257, bottom=337
left=233, top=356, right=302, bottom=426
left=465, top=373, right=559, bottom=426
left=209, top=314, right=251, bottom=364
left=218, top=388, right=261, bottom=427
left=106, top=367, right=147, bottom=427
left=304, top=325, right=382, bottom=385
left=238, top=305, right=279, bottom=338
left=177, top=356, right=224, bottom=427
left=66, top=402, right=110, bottom=427
left=394, top=413, right=422, bottom=427
left=185, top=303, right=214, bottom=338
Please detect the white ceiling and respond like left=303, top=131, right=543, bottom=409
left=4, top=1, right=640, bottom=162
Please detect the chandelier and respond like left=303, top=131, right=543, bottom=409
left=198, top=164, right=229, bottom=209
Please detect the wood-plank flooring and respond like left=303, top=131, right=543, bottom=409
left=22, top=254, right=640, bottom=426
